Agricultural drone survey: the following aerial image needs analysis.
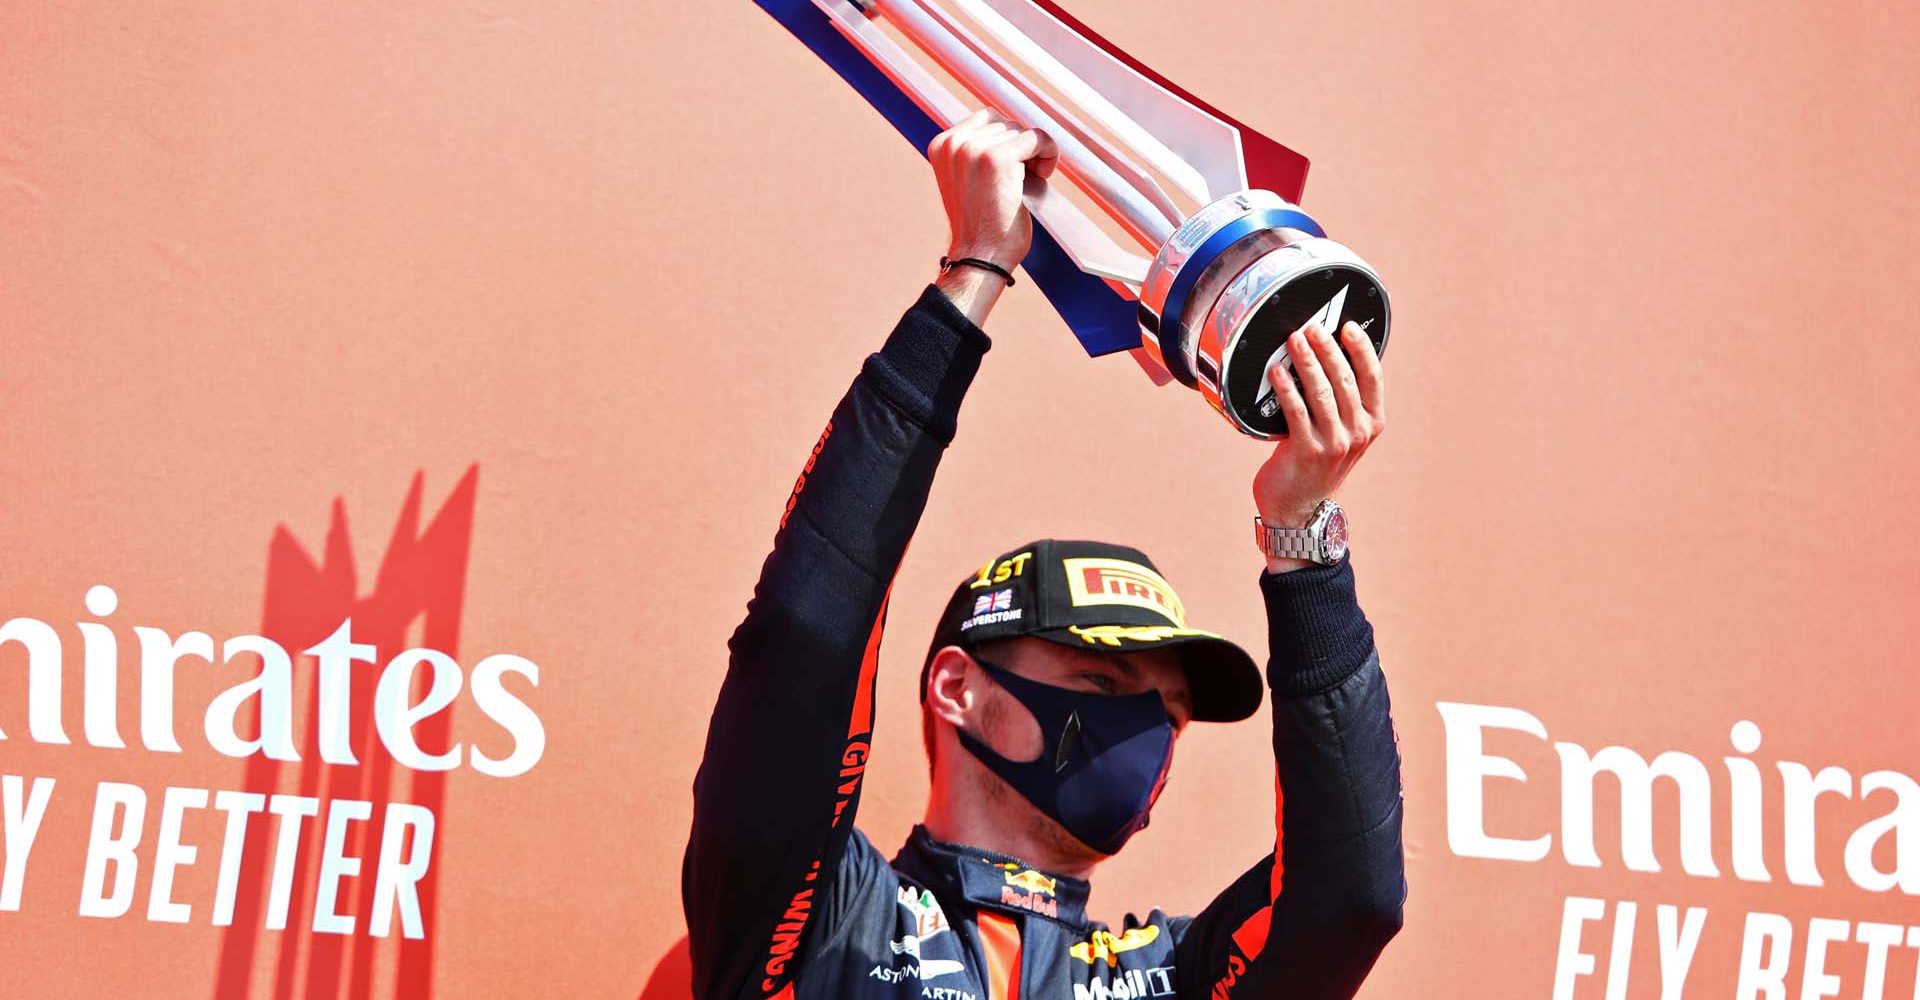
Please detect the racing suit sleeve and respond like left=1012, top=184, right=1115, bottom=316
left=1172, top=556, right=1406, bottom=1000
left=682, top=286, right=990, bottom=1000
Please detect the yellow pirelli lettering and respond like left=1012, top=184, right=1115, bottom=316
left=1062, top=558, right=1188, bottom=625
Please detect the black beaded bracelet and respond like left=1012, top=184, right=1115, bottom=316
left=939, top=255, right=1016, bottom=287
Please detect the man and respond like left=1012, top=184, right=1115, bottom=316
left=684, top=110, right=1404, bottom=1000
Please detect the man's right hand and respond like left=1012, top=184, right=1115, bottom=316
left=929, top=109, right=1057, bottom=325
left=1251, top=320, right=1386, bottom=573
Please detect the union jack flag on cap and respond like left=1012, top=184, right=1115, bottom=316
left=973, top=588, right=1014, bottom=615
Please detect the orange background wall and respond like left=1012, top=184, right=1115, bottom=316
left=3, top=2, right=1917, bottom=997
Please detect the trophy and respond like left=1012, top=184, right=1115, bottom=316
left=753, top=0, right=1390, bottom=438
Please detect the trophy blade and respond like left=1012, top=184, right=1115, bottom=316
left=990, top=0, right=1309, bottom=201
left=752, top=0, right=1311, bottom=359
left=955, top=0, right=1213, bottom=204
left=818, top=0, right=1154, bottom=284
left=890, top=0, right=1190, bottom=232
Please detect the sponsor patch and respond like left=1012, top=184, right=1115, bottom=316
left=1073, top=966, right=1175, bottom=1000
left=1070, top=926, right=1161, bottom=964
left=998, top=884, right=1059, bottom=918
left=869, top=961, right=966, bottom=984
left=896, top=886, right=949, bottom=938
left=879, top=891, right=966, bottom=984
left=1063, top=558, right=1187, bottom=626
left=995, top=863, right=1057, bottom=897
left=874, top=932, right=964, bottom=982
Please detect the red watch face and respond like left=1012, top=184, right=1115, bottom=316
left=1323, top=508, right=1349, bottom=561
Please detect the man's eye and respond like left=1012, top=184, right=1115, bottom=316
left=1080, top=673, right=1118, bottom=693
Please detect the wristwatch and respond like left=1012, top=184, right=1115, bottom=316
left=1254, top=499, right=1348, bottom=565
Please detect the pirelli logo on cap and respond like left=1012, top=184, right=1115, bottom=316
left=1062, top=558, right=1187, bottom=627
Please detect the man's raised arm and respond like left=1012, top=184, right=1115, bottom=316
left=1175, top=318, right=1407, bottom=999
left=681, top=111, right=1056, bottom=1000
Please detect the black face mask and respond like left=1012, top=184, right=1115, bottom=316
left=955, top=655, right=1176, bottom=856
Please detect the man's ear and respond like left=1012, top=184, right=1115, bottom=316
left=924, top=646, right=976, bottom=729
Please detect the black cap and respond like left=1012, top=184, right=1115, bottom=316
left=921, top=539, right=1263, bottom=723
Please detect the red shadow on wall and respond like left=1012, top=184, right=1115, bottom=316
left=639, top=936, right=692, bottom=1000
left=211, top=467, right=480, bottom=1000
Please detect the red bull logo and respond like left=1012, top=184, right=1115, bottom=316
left=999, top=885, right=1059, bottom=919
left=998, top=864, right=1058, bottom=896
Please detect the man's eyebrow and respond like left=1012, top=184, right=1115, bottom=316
left=1082, top=658, right=1189, bottom=716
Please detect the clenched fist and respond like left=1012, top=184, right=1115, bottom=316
left=929, top=109, right=1058, bottom=310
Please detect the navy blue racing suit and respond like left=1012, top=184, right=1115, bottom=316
left=683, top=286, right=1405, bottom=1000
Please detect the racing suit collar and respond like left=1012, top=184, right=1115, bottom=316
left=891, top=825, right=1091, bottom=928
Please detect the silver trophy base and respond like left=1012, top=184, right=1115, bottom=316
left=1138, top=191, right=1390, bottom=439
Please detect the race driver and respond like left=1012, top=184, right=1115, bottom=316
left=684, top=110, right=1404, bottom=1000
